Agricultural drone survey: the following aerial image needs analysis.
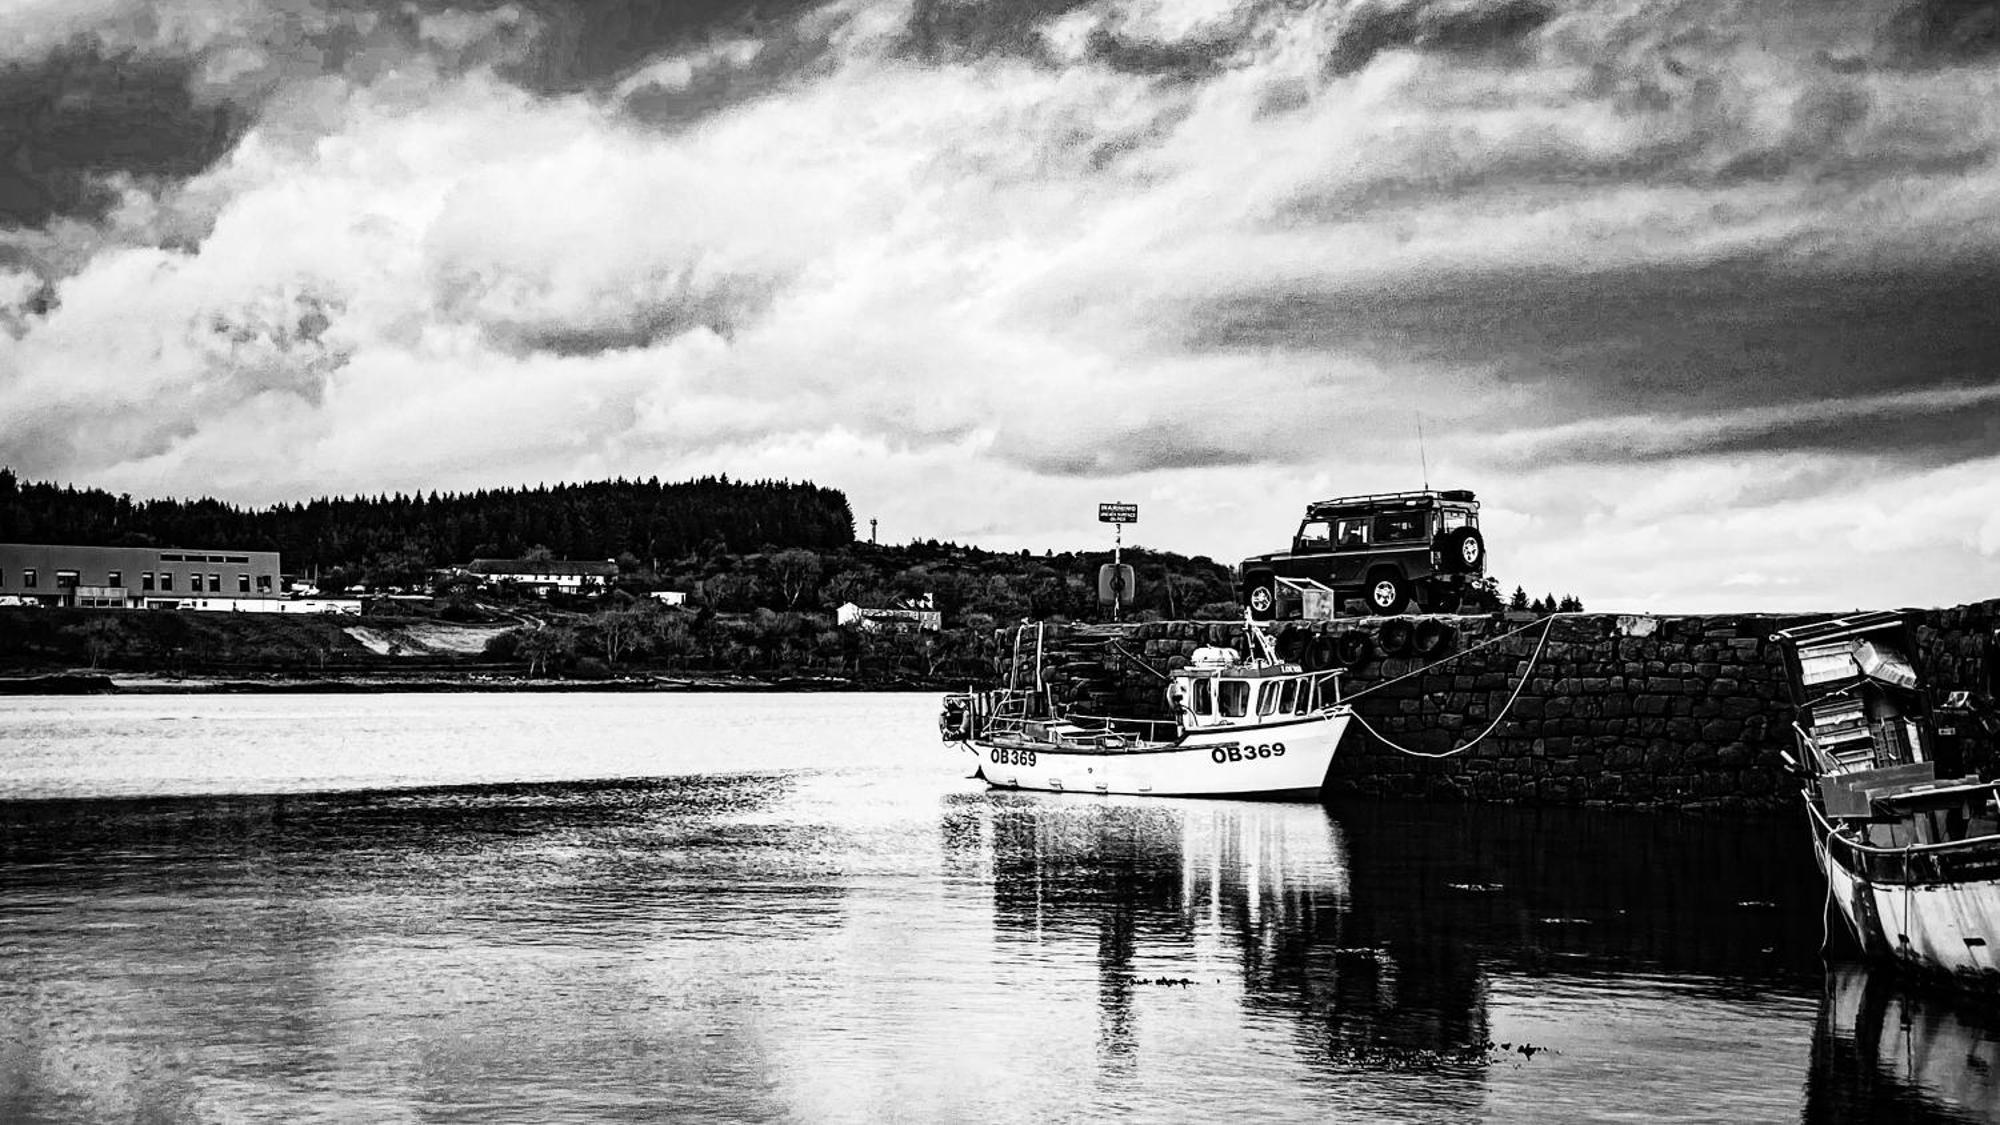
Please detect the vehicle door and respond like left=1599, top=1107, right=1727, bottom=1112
left=1329, top=515, right=1372, bottom=586
left=1292, top=519, right=1335, bottom=583
left=1371, top=509, right=1432, bottom=577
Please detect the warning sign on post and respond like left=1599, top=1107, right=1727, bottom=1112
left=1097, top=502, right=1138, bottom=523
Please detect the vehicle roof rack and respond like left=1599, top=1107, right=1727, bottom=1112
left=1306, top=489, right=1477, bottom=511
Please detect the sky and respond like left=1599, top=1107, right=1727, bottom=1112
left=2, top=0, right=1998, bottom=613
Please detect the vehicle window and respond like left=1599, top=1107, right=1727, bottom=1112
left=1193, top=679, right=1213, bottom=715
left=1440, top=510, right=1470, bottom=532
left=1297, top=520, right=1331, bottom=550
left=1218, top=681, right=1250, bottom=718
left=1335, top=518, right=1369, bottom=548
left=1278, top=680, right=1297, bottom=712
left=1374, top=512, right=1426, bottom=542
left=1257, top=682, right=1280, bottom=715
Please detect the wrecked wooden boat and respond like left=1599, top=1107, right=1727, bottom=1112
left=1773, top=611, right=2000, bottom=989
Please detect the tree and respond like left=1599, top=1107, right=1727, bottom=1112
left=592, top=607, right=648, bottom=665
left=1558, top=593, right=1584, bottom=612
left=769, top=548, right=823, bottom=609
left=1509, top=586, right=1529, bottom=611
left=516, top=625, right=575, bottom=677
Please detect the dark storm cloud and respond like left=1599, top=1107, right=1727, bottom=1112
left=1877, top=0, right=2000, bottom=66
left=495, top=0, right=832, bottom=92
left=1323, top=0, right=1557, bottom=76
left=1187, top=253, right=2000, bottom=463
left=0, top=0, right=841, bottom=232
left=0, top=45, right=242, bottom=228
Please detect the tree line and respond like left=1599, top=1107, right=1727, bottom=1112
left=0, top=469, right=854, bottom=572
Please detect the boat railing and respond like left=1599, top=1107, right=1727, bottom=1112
left=1062, top=713, right=1180, bottom=744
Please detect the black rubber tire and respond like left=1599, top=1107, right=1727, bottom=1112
left=1307, top=634, right=1339, bottom=672
left=1245, top=575, right=1278, bottom=621
left=1413, top=619, right=1455, bottom=657
left=1438, top=527, right=1485, bottom=574
left=1366, top=571, right=1411, bottom=616
left=1334, top=631, right=1374, bottom=668
left=1379, top=619, right=1415, bottom=657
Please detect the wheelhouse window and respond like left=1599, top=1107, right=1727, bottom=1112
left=1192, top=679, right=1213, bottom=715
left=55, top=570, right=79, bottom=589
left=160, top=573, right=173, bottom=591
left=107, top=570, right=122, bottom=587
left=1334, top=518, right=1369, bottom=548
left=1374, top=512, right=1427, bottom=542
left=256, top=575, right=271, bottom=592
left=1218, top=680, right=1250, bottom=718
left=1297, top=519, right=1331, bottom=550
left=142, top=572, right=155, bottom=591
left=238, top=574, right=250, bottom=593
left=1279, top=680, right=1298, bottom=713
left=207, top=574, right=220, bottom=593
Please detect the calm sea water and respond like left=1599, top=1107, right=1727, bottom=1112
left=1, top=693, right=1995, bottom=1124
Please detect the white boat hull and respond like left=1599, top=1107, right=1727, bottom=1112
left=1811, top=804, right=2000, bottom=987
left=963, top=711, right=1349, bottom=798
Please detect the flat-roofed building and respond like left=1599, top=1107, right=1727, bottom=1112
left=0, top=543, right=283, bottom=609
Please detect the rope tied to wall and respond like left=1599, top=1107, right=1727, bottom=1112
left=1347, top=614, right=1560, bottom=760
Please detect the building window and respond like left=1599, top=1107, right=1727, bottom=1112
left=207, top=574, right=220, bottom=593
left=142, top=572, right=155, bottom=591
left=160, top=573, right=173, bottom=591
left=107, top=570, right=122, bottom=587
left=24, top=569, right=37, bottom=588
left=56, top=570, right=79, bottom=589
left=256, top=575, right=271, bottom=592
left=238, top=574, right=250, bottom=593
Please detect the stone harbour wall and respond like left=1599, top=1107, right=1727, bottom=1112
left=994, top=600, right=2000, bottom=813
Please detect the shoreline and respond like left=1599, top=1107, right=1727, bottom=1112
left=0, top=671, right=953, bottom=695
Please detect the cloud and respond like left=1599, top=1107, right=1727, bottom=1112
left=3, top=0, right=2000, bottom=612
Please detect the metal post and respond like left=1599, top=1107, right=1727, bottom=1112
left=1113, top=522, right=1122, bottom=622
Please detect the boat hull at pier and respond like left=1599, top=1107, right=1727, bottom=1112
left=963, top=711, right=1350, bottom=798
left=1810, top=802, right=2000, bottom=989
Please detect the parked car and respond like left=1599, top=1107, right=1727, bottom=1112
left=1238, top=489, right=1485, bottom=618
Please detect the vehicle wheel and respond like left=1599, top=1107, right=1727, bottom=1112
left=1334, top=631, right=1373, bottom=668
left=1413, top=619, right=1455, bottom=658
left=1246, top=576, right=1278, bottom=621
left=1379, top=619, right=1415, bottom=657
left=1439, top=527, right=1485, bottom=574
left=1366, top=572, right=1410, bottom=616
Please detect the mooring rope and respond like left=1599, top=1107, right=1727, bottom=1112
left=1347, top=614, right=1559, bottom=759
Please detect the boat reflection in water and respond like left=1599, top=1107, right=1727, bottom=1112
left=1807, top=967, right=2000, bottom=1125
left=939, top=793, right=1846, bottom=1121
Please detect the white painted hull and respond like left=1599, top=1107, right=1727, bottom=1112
left=963, top=711, right=1349, bottom=798
left=1811, top=803, right=2000, bottom=987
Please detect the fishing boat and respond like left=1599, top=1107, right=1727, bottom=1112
left=939, top=619, right=1352, bottom=798
left=1773, top=611, right=2000, bottom=989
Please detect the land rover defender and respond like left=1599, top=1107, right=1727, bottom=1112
left=1238, top=489, right=1485, bottom=619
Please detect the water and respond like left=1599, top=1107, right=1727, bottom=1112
left=1, top=693, right=1994, bottom=1123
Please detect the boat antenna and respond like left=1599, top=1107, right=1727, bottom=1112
left=1417, top=415, right=1430, bottom=490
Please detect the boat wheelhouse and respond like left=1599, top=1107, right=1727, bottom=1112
left=940, top=622, right=1352, bottom=799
